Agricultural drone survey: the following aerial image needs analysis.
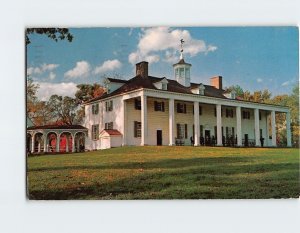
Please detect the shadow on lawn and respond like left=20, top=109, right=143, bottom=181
left=28, top=156, right=262, bottom=172
left=28, top=156, right=300, bottom=200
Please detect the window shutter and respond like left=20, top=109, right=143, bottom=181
left=226, top=109, right=228, bottom=118
left=185, top=124, right=188, bottom=139
left=184, top=104, right=186, bottom=113
left=162, top=102, right=165, bottom=112
left=199, top=106, right=202, bottom=115
left=232, top=127, right=235, bottom=136
left=193, top=124, right=194, bottom=138
left=154, top=101, right=158, bottom=111
left=134, top=121, right=137, bottom=137
left=214, top=108, right=216, bottom=117
left=177, top=124, right=180, bottom=138
left=176, top=103, right=180, bottom=113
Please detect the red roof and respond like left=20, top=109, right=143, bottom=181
left=101, top=129, right=122, bottom=136
left=27, top=124, right=87, bottom=130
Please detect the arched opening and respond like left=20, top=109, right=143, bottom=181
left=26, top=133, right=32, bottom=153
left=59, top=132, right=73, bottom=153
left=47, top=132, right=58, bottom=153
left=75, top=132, right=85, bottom=152
left=34, top=132, right=44, bottom=153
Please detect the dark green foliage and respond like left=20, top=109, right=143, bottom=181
left=26, top=28, right=73, bottom=45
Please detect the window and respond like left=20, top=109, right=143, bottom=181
left=259, top=112, right=262, bottom=120
left=226, top=109, right=234, bottom=118
left=92, top=104, right=99, bottom=115
left=242, top=111, right=250, bottom=119
left=105, top=100, right=113, bottom=111
left=179, top=68, right=184, bottom=78
left=154, top=101, right=165, bottom=112
left=162, top=83, right=167, bottom=90
left=135, top=99, right=141, bottom=110
left=177, top=103, right=186, bottom=113
left=186, top=68, right=190, bottom=78
left=92, top=124, right=99, bottom=140
left=105, top=122, right=113, bottom=130
left=175, top=68, right=179, bottom=79
left=177, top=124, right=187, bottom=139
left=134, top=121, right=141, bottom=138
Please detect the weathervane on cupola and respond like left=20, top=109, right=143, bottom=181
left=173, top=39, right=192, bottom=87
left=180, top=39, right=185, bottom=60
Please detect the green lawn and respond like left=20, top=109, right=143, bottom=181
left=27, top=146, right=300, bottom=199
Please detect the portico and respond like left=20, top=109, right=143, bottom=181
left=130, top=89, right=291, bottom=148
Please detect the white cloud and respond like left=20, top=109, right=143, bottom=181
left=64, top=61, right=90, bottom=79
left=128, top=27, right=217, bottom=65
left=35, top=82, right=78, bottom=101
left=257, top=78, right=263, bottom=83
left=281, top=81, right=291, bottom=86
left=27, top=63, right=59, bottom=75
left=48, top=72, right=56, bottom=80
left=94, top=59, right=122, bottom=74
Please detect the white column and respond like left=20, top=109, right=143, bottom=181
left=44, top=135, right=47, bottom=152
left=216, top=104, right=222, bottom=146
left=122, top=99, right=127, bottom=146
left=236, top=106, right=242, bottom=146
left=286, top=111, right=292, bottom=147
left=31, top=134, right=35, bottom=153
left=141, top=94, right=147, bottom=146
left=66, top=135, right=69, bottom=152
left=194, top=101, right=200, bottom=146
left=38, top=142, right=41, bottom=153
left=56, top=134, right=60, bottom=152
left=254, top=108, right=260, bottom=146
left=266, top=112, right=270, bottom=146
left=169, top=98, right=175, bottom=146
left=271, top=110, right=277, bottom=147
left=72, top=134, right=75, bottom=152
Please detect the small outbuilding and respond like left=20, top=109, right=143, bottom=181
left=99, top=129, right=123, bottom=149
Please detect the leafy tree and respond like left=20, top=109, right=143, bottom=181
left=26, top=28, right=73, bottom=45
left=47, top=95, right=80, bottom=125
left=75, top=83, right=105, bottom=102
left=225, top=85, right=244, bottom=97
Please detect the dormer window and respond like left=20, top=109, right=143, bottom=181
left=162, top=83, right=167, bottom=90
left=199, top=84, right=205, bottom=95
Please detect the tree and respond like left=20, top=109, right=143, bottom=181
left=75, top=83, right=106, bottom=102
left=47, top=95, right=80, bottom=125
left=26, top=28, right=73, bottom=45
left=225, top=85, right=244, bottom=97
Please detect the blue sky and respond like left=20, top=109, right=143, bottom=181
left=26, top=27, right=298, bottom=100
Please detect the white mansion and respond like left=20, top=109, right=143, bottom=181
left=83, top=55, right=292, bottom=150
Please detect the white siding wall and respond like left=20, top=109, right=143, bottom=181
left=84, top=96, right=124, bottom=150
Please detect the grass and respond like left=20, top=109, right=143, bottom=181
left=27, top=146, right=300, bottom=200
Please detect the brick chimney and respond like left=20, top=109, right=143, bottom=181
left=210, top=76, right=223, bottom=90
left=136, top=61, right=148, bottom=78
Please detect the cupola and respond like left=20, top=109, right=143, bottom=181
left=173, top=39, right=192, bottom=87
